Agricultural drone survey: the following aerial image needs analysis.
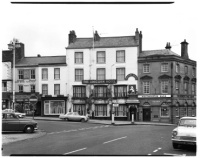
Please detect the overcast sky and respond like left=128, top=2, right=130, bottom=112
left=1, top=0, right=199, bottom=61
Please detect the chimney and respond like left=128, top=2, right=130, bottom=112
left=135, top=28, right=139, bottom=40
left=68, top=30, right=77, bottom=45
left=135, top=28, right=142, bottom=53
left=181, top=39, right=189, bottom=59
left=94, top=30, right=100, bottom=41
left=165, top=42, right=171, bottom=50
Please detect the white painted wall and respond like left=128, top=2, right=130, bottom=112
left=2, top=62, right=12, bottom=92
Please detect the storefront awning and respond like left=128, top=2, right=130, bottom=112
left=126, top=100, right=140, bottom=104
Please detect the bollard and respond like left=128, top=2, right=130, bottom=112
left=132, top=114, right=134, bottom=124
left=111, top=113, right=115, bottom=124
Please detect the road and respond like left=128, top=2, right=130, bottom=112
left=2, top=120, right=196, bottom=156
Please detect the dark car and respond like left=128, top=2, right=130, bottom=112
left=2, top=112, right=38, bottom=133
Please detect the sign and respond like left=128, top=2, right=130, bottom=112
left=82, top=79, right=117, bottom=84
left=29, top=94, right=38, bottom=105
left=128, top=85, right=136, bottom=94
left=113, top=104, right=119, bottom=107
left=138, top=95, right=171, bottom=98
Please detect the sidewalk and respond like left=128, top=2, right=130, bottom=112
left=26, top=116, right=175, bottom=126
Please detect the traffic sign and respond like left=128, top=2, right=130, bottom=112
left=29, top=94, right=38, bottom=104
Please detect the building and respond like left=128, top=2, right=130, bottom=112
left=14, top=55, right=68, bottom=116
left=2, top=43, right=25, bottom=109
left=66, top=29, right=142, bottom=120
left=138, top=40, right=196, bottom=124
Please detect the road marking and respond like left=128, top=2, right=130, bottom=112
left=103, top=136, right=127, bottom=144
left=147, top=154, right=152, bottom=155
left=164, top=153, right=186, bottom=156
left=64, top=147, right=87, bottom=155
left=153, top=149, right=158, bottom=152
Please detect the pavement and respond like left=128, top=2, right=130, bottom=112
left=2, top=116, right=175, bottom=145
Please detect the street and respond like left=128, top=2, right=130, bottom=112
left=2, top=120, right=196, bottom=156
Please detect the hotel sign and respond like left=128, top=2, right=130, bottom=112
left=138, top=95, right=171, bottom=98
left=82, top=80, right=117, bottom=84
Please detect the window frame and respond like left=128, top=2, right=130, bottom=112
left=94, top=86, right=108, bottom=98
left=160, top=107, right=170, bottom=117
left=19, top=85, right=23, bottom=93
left=30, top=85, right=35, bottom=93
left=143, top=81, right=150, bottom=94
left=30, top=69, right=35, bottom=79
left=114, top=85, right=127, bottom=98
left=97, top=68, right=106, bottom=80
left=143, top=64, right=150, bottom=73
left=95, top=104, right=107, bottom=116
left=75, top=69, right=84, bottom=82
left=184, top=66, right=188, bottom=74
left=175, top=64, right=180, bottom=73
left=42, top=68, right=48, bottom=80
left=184, top=81, right=189, bottom=94
left=42, top=84, right=48, bottom=95
left=116, top=50, right=125, bottom=63
left=116, top=68, right=125, bottom=81
left=161, top=63, right=169, bottom=72
left=161, top=80, right=169, bottom=94
left=18, top=70, right=24, bottom=79
left=54, top=84, right=60, bottom=95
left=75, top=52, right=83, bottom=64
left=97, top=51, right=106, bottom=64
left=54, top=68, right=60, bottom=80
left=73, top=86, right=86, bottom=98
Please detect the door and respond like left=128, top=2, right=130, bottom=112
left=143, top=108, right=151, bottom=121
left=130, top=106, right=137, bottom=120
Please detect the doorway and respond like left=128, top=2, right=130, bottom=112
left=129, top=106, right=137, bottom=120
left=143, top=108, right=151, bottom=121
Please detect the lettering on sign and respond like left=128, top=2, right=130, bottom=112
left=82, top=80, right=117, bottom=84
left=138, top=95, right=171, bottom=98
left=16, top=80, right=36, bottom=84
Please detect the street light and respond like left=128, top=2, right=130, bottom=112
left=8, top=38, right=21, bottom=112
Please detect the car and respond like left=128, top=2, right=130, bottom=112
left=171, top=117, right=196, bottom=149
left=2, top=109, right=26, bottom=118
left=59, top=112, right=89, bottom=122
left=2, top=112, right=38, bottom=133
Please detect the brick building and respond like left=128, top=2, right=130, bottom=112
left=138, top=40, right=196, bottom=124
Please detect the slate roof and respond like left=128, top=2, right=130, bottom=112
left=66, top=36, right=138, bottom=49
left=15, top=56, right=66, bottom=67
left=139, top=49, right=180, bottom=57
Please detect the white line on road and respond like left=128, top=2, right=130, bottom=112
left=164, top=153, right=186, bottom=156
left=64, top=148, right=87, bottom=155
left=103, top=136, right=127, bottom=144
left=153, top=149, right=158, bottom=152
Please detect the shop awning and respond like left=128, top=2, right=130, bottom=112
left=126, top=100, right=140, bottom=104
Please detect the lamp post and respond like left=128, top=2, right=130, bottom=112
left=8, top=38, right=20, bottom=112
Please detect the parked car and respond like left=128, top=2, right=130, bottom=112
left=171, top=117, right=196, bottom=149
left=2, top=112, right=38, bottom=133
left=59, top=112, right=89, bottom=122
left=2, top=109, right=26, bottom=118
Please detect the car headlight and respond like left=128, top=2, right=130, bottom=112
left=172, top=131, right=178, bottom=137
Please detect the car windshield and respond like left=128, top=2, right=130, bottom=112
left=179, top=119, right=196, bottom=127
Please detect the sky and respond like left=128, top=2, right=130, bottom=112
left=0, top=0, right=199, bottom=61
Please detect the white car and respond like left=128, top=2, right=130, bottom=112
left=2, top=109, right=26, bottom=118
left=172, top=117, right=196, bottom=149
left=59, top=112, right=89, bottom=122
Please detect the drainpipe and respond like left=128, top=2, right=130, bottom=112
left=171, top=62, right=174, bottom=124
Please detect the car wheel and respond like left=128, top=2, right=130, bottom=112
left=81, top=118, right=85, bottom=122
left=173, top=143, right=179, bottom=149
left=24, top=126, right=34, bottom=133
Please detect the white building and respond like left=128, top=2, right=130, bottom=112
left=66, top=29, right=142, bottom=120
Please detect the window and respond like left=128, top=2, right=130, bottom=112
left=94, top=86, right=107, bottom=98
left=114, top=86, right=127, bottom=97
left=143, top=81, right=150, bottom=94
left=116, top=68, right=125, bottom=81
left=192, top=67, right=196, bottom=77
left=182, top=107, right=187, bottom=116
left=184, top=66, right=188, bottom=74
left=161, top=107, right=169, bottom=117
left=30, top=70, right=35, bottom=79
left=97, top=68, right=105, bottom=80
left=75, top=69, right=84, bottom=81
left=2, top=82, right=7, bottom=91
left=54, top=68, right=60, bottom=80
left=54, top=84, right=60, bottom=95
left=95, top=105, right=107, bottom=116
left=73, top=86, right=86, bottom=98
left=161, top=80, right=168, bottom=94
left=42, top=84, right=48, bottom=95
left=184, top=82, right=188, bottom=94
left=192, top=83, right=196, bottom=95
left=44, top=101, right=65, bottom=115
left=73, top=105, right=86, bottom=115
left=175, top=81, right=180, bottom=94
left=176, top=64, right=180, bottom=73
left=75, top=52, right=83, bottom=64
left=19, top=85, right=23, bottom=93
left=97, top=51, right=105, bottom=63
left=114, top=105, right=127, bottom=116
left=42, top=68, right=48, bottom=80
left=161, top=63, right=168, bottom=72
left=30, top=85, right=35, bottom=93
left=143, top=64, right=150, bottom=73
left=18, top=70, right=24, bottom=79
left=116, top=50, right=125, bottom=62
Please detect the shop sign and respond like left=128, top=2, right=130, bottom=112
left=82, top=79, right=117, bottom=84
left=177, top=95, right=195, bottom=99
left=113, top=104, right=119, bottom=107
left=138, top=95, right=171, bottom=98
left=16, top=80, right=36, bottom=84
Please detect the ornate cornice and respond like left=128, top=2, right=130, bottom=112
left=140, top=75, right=153, bottom=80
left=158, top=74, right=172, bottom=80
left=174, top=75, right=182, bottom=80
left=183, top=76, right=190, bottom=81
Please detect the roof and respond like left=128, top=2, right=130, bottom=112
left=15, top=56, right=66, bottom=67
left=139, top=49, right=180, bottom=57
left=66, top=36, right=138, bottom=49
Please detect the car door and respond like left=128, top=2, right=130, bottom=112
left=4, top=113, right=20, bottom=131
left=2, top=113, right=7, bottom=131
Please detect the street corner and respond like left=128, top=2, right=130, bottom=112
left=2, top=130, right=46, bottom=145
